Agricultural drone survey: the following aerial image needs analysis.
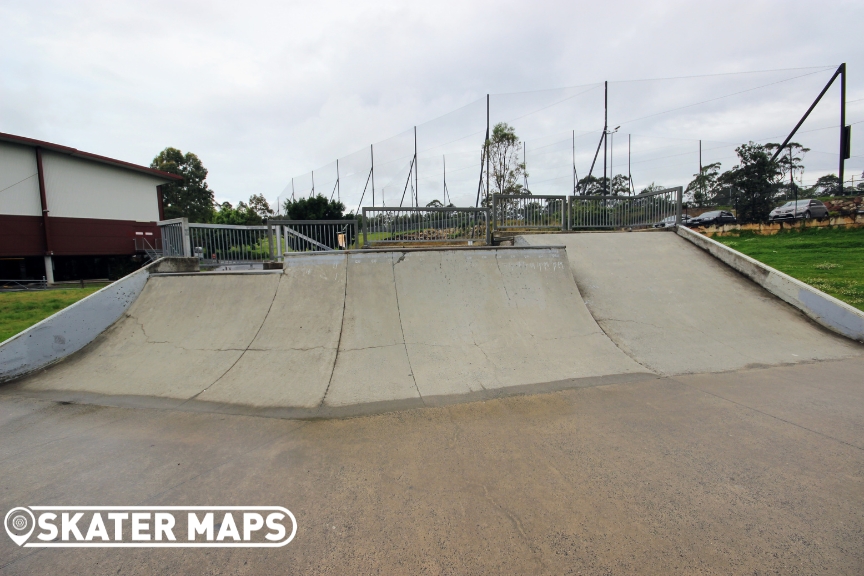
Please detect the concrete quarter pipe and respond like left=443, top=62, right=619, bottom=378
left=5, top=246, right=652, bottom=416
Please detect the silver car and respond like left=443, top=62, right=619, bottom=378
left=769, top=199, right=828, bottom=221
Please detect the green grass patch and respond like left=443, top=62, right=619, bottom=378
left=0, top=285, right=107, bottom=342
left=714, top=227, right=864, bottom=311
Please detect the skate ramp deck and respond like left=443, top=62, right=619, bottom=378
left=8, top=247, right=650, bottom=417
left=520, top=232, right=862, bottom=375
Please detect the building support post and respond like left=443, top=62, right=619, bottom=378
left=35, top=147, right=54, bottom=284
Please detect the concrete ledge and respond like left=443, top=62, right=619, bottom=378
left=282, top=245, right=568, bottom=258
left=677, top=225, right=864, bottom=342
left=0, top=257, right=190, bottom=383
left=146, top=257, right=199, bottom=274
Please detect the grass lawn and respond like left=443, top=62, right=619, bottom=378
left=713, top=227, right=864, bottom=312
left=0, top=285, right=108, bottom=342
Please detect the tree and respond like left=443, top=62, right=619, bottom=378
left=151, top=147, right=214, bottom=223
left=717, top=142, right=780, bottom=223
left=812, top=174, right=840, bottom=196
left=765, top=142, right=809, bottom=183
left=685, top=162, right=721, bottom=207
left=638, top=183, right=666, bottom=195
left=212, top=201, right=262, bottom=225
left=248, top=194, right=274, bottom=219
left=610, top=174, right=631, bottom=196
left=282, top=194, right=348, bottom=220
left=485, top=122, right=527, bottom=202
left=577, top=175, right=608, bottom=195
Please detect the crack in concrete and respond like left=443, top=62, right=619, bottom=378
left=182, top=275, right=282, bottom=403
left=391, top=253, right=424, bottom=404
left=319, top=257, right=349, bottom=410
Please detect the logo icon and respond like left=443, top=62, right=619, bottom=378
left=4, top=507, right=35, bottom=546
left=3, top=506, right=295, bottom=548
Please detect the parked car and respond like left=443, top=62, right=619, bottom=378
left=768, top=199, right=828, bottom=221
left=685, top=210, right=737, bottom=227
left=653, top=215, right=692, bottom=228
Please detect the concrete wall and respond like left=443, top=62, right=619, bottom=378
left=677, top=225, right=864, bottom=342
left=0, top=141, right=41, bottom=217
left=0, top=258, right=198, bottom=383
left=41, top=150, right=162, bottom=221
left=693, top=216, right=863, bottom=237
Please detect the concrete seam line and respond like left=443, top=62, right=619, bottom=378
left=182, top=274, right=282, bottom=404
left=318, top=253, right=349, bottom=411
left=676, top=225, right=864, bottom=342
left=391, top=251, right=424, bottom=404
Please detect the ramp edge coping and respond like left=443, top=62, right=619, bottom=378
left=677, top=225, right=864, bottom=342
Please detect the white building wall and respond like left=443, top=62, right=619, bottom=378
left=41, top=151, right=162, bottom=221
left=0, top=141, right=42, bottom=216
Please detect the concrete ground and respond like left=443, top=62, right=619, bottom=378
left=2, top=356, right=863, bottom=575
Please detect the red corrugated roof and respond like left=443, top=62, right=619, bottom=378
left=0, top=132, right=184, bottom=182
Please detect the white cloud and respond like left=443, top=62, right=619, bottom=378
left=1, top=0, right=861, bottom=210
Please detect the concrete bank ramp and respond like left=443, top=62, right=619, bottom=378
left=10, top=247, right=649, bottom=417
left=520, top=232, right=862, bottom=375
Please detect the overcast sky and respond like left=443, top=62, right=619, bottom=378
left=2, top=0, right=862, bottom=210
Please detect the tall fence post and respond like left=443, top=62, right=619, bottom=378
left=181, top=218, right=192, bottom=257
left=276, top=225, right=283, bottom=259
left=485, top=210, right=492, bottom=245
left=675, top=186, right=683, bottom=226
left=362, top=208, right=369, bottom=248
left=266, top=219, right=275, bottom=260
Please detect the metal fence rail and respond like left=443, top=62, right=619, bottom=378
left=189, top=223, right=270, bottom=264
left=159, top=218, right=271, bottom=264
left=569, top=187, right=682, bottom=229
left=492, top=194, right=567, bottom=230
left=362, top=207, right=491, bottom=246
left=266, top=219, right=358, bottom=255
left=159, top=218, right=188, bottom=258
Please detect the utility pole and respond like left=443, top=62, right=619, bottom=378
left=523, top=141, right=527, bottom=191
left=603, top=80, right=608, bottom=194
left=839, top=62, right=848, bottom=193
left=414, top=126, right=418, bottom=207
left=443, top=155, right=447, bottom=204
left=336, top=159, right=340, bottom=202
left=628, top=134, right=633, bottom=195
left=699, top=140, right=702, bottom=203
left=291, top=178, right=295, bottom=201
left=610, top=131, right=614, bottom=192
left=572, top=130, right=576, bottom=195
left=791, top=145, right=798, bottom=216
left=486, top=93, right=490, bottom=204
left=371, top=144, right=375, bottom=207
left=311, top=170, right=315, bottom=198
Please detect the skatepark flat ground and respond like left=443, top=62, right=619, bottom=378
left=1, top=356, right=863, bottom=575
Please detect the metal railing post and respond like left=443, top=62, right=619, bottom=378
left=675, top=186, right=683, bottom=226
left=362, top=209, right=369, bottom=247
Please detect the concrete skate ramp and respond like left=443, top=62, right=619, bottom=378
left=10, top=247, right=649, bottom=417
left=520, top=232, right=862, bottom=375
